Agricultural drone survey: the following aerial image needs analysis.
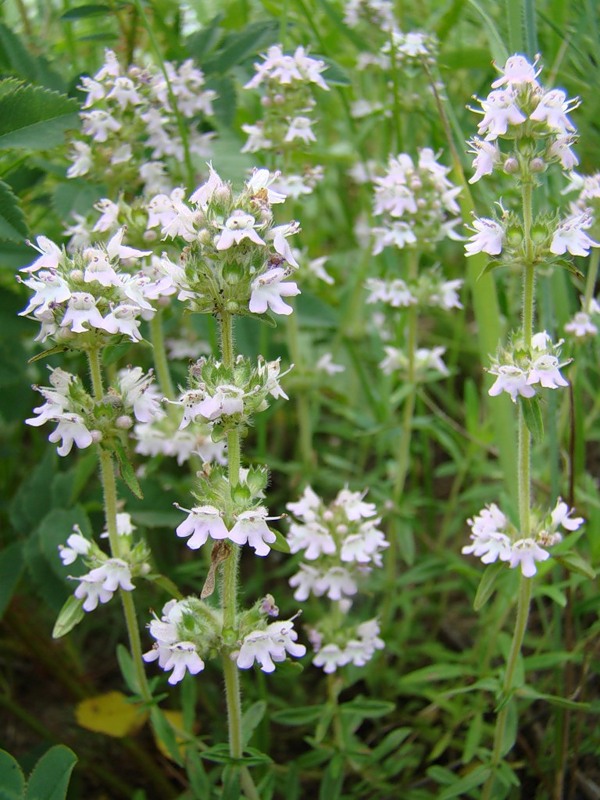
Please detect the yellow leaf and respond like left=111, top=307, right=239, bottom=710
left=153, top=709, right=187, bottom=761
left=75, top=691, right=148, bottom=737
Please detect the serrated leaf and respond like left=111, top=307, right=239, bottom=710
left=0, top=180, right=28, bottom=241
left=113, top=441, right=143, bottom=499
left=24, top=745, right=77, bottom=800
left=0, top=749, right=26, bottom=798
left=520, top=395, right=544, bottom=443
left=0, top=80, right=79, bottom=150
left=52, top=594, right=85, bottom=639
left=474, top=561, right=505, bottom=610
left=76, top=691, right=147, bottom=737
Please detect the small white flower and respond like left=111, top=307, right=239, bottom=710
left=550, top=499, right=584, bottom=532
left=488, top=364, right=536, bottom=402
left=176, top=505, right=229, bottom=549
left=476, top=88, right=527, bottom=140
left=550, top=213, right=598, bottom=257
left=565, top=311, right=597, bottom=338
left=287, top=521, right=336, bottom=560
left=530, top=89, right=579, bottom=133
left=99, top=304, right=144, bottom=342
left=509, top=538, right=550, bottom=577
left=287, top=486, right=321, bottom=522
left=81, top=109, right=121, bottom=142
left=236, top=630, right=284, bottom=673
left=146, top=642, right=205, bottom=685
left=48, top=414, right=94, bottom=456
left=491, top=54, right=541, bottom=88
left=313, top=643, right=350, bottom=673
left=465, top=217, right=504, bottom=256
left=216, top=210, right=266, bottom=250
left=249, top=267, right=300, bottom=316
left=59, top=529, right=91, bottom=566
left=316, top=352, right=345, bottom=375
left=315, top=566, right=358, bottom=600
left=21, top=236, right=62, bottom=273
left=527, top=354, right=569, bottom=389
left=289, top=563, right=321, bottom=601
left=60, top=292, right=105, bottom=333
left=228, top=508, right=277, bottom=556
left=285, top=116, right=316, bottom=144
left=462, top=531, right=512, bottom=564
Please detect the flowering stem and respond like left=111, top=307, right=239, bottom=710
left=521, top=179, right=536, bottom=348
left=149, top=310, right=175, bottom=400
left=482, top=574, right=533, bottom=799
left=87, top=348, right=152, bottom=703
left=217, top=311, right=259, bottom=800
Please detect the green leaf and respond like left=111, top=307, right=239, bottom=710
left=517, top=685, right=592, bottom=711
left=474, top=561, right=505, bottom=610
left=52, top=595, right=85, bottom=639
left=554, top=551, right=596, bottom=579
left=113, top=441, right=143, bottom=499
left=0, top=749, right=26, bottom=798
left=318, top=753, right=345, bottom=800
left=0, top=180, right=28, bottom=241
left=150, top=707, right=183, bottom=766
left=10, top=447, right=56, bottom=532
left=0, top=80, right=79, bottom=150
left=270, top=705, right=324, bottom=726
left=28, top=345, right=70, bottom=364
left=269, top=527, right=290, bottom=554
left=24, top=745, right=77, bottom=800
left=436, top=764, right=491, bottom=799
left=520, top=395, right=544, bottom=443
left=0, top=543, right=24, bottom=620
left=0, top=24, right=65, bottom=91
left=242, top=701, right=267, bottom=747
left=202, top=21, right=280, bottom=74
left=467, top=0, right=509, bottom=65
left=339, top=698, right=395, bottom=719
left=61, top=4, right=113, bottom=21
left=185, top=13, right=224, bottom=62
left=116, top=644, right=140, bottom=695
left=221, top=765, right=241, bottom=800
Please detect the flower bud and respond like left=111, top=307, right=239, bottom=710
left=143, top=230, right=157, bottom=242
left=116, top=415, right=133, bottom=429
left=529, top=157, right=546, bottom=173
left=90, top=430, right=103, bottom=443
left=70, top=269, right=84, bottom=282
left=503, top=157, right=519, bottom=174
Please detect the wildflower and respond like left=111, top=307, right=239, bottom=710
left=215, top=210, right=266, bottom=250
left=313, top=643, right=350, bottom=673
left=153, top=642, right=205, bottom=685
left=550, top=213, right=598, bottom=257
left=176, top=505, right=229, bottom=549
left=565, top=311, right=597, bottom=338
left=550, top=499, right=584, bottom=532
left=47, top=414, right=94, bottom=456
left=228, top=508, right=277, bottom=556
left=59, top=528, right=91, bottom=566
left=526, top=354, right=569, bottom=389
left=491, top=54, right=541, bottom=88
left=488, top=365, right=536, bottom=402
left=316, top=353, right=345, bottom=375
left=21, top=236, right=63, bottom=273
left=465, top=217, right=504, bottom=256
left=73, top=558, right=134, bottom=611
left=508, top=538, right=550, bottom=577
left=475, top=89, right=527, bottom=140
left=530, top=89, right=579, bottom=133
left=249, top=267, right=300, bottom=316
left=467, top=138, right=501, bottom=183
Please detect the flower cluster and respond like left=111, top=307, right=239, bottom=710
left=286, top=486, right=388, bottom=601
left=487, top=331, right=570, bottom=402
left=18, top=229, right=156, bottom=346
left=380, top=345, right=449, bottom=379
left=172, top=355, right=291, bottom=440
left=58, top=515, right=150, bottom=612
left=343, top=0, right=395, bottom=33
left=144, top=166, right=301, bottom=317
left=371, top=148, right=462, bottom=252
left=143, top=596, right=305, bottom=684
left=462, top=499, right=584, bottom=577
left=26, top=365, right=163, bottom=456
left=309, top=618, right=385, bottom=673
left=564, top=297, right=600, bottom=339
left=366, top=273, right=463, bottom=311
left=68, top=49, right=216, bottom=194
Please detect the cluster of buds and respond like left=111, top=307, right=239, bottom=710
left=172, top=355, right=291, bottom=441
left=18, top=229, right=158, bottom=346
left=285, top=486, right=387, bottom=674
left=26, top=366, right=163, bottom=456
left=462, top=499, right=584, bottom=577
left=143, top=596, right=305, bottom=685
left=174, top=465, right=282, bottom=557
left=145, top=166, right=301, bottom=318
left=58, top=514, right=150, bottom=611
left=68, top=49, right=217, bottom=195
left=371, top=148, right=462, bottom=253
left=487, top=331, right=570, bottom=403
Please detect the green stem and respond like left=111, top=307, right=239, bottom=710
left=149, top=310, right=175, bottom=399
left=286, top=298, right=315, bottom=471
left=521, top=180, right=535, bottom=347
left=583, top=248, right=599, bottom=311
left=393, top=303, right=417, bottom=502
left=217, top=312, right=259, bottom=800
left=482, top=575, right=533, bottom=799
left=87, top=349, right=152, bottom=703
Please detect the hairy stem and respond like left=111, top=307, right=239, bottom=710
left=149, top=310, right=175, bottom=399
left=87, top=348, right=152, bottom=703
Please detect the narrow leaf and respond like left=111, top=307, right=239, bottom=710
left=474, top=561, right=505, bottom=611
left=113, top=441, right=143, bottom=499
left=52, top=595, right=85, bottom=639
left=61, top=4, right=112, bottom=21
left=520, top=395, right=544, bottom=443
